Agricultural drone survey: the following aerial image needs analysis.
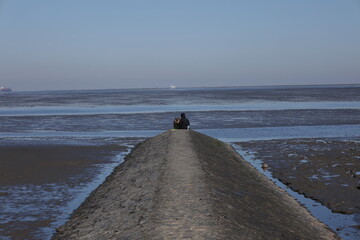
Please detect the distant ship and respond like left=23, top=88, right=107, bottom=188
left=170, top=84, right=176, bottom=89
left=0, top=87, right=12, bottom=92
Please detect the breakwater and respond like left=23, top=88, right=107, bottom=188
left=53, top=130, right=339, bottom=239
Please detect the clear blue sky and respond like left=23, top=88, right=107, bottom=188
left=0, top=0, right=359, bottom=91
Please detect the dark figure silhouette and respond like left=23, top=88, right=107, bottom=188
left=179, top=113, right=190, bottom=129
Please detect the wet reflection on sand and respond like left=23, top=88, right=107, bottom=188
left=0, top=138, right=143, bottom=240
left=233, top=138, right=360, bottom=240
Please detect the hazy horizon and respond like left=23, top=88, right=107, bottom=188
left=4, top=82, right=360, bottom=93
left=1, top=0, right=359, bottom=91
left=7, top=83, right=360, bottom=93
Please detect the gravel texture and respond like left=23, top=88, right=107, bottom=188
left=53, top=130, right=339, bottom=239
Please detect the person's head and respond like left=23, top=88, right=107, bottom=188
left=181, top=113, right=185, bottom=118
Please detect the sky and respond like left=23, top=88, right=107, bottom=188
left=0, top=0, right=359, bottom=91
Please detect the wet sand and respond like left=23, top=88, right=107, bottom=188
left=53, top=130, right=338, bottom=239
left=0, top=144, right=126, bottom=185
left=236, top=138, right=360, bottom=215
left=0, top=143, right=129, bottom=240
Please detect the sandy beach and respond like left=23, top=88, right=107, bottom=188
left=53, top=130, right=339, bottom=239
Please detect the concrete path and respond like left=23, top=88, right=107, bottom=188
left=53, top=130, right=339, bottom=240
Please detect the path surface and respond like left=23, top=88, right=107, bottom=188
left=149, top=130, right=219, bottom=239
left=53, top=130, right=339, bottom=239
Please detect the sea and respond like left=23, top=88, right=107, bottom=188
left=0, top=84, right=360, bottom=239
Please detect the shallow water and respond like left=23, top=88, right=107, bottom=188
left=1, top=85, right=360, bottom=239
left=0, top=124, right=359, bottom=140
left=1, top=101, right=360, bottom=117
left=2, top=85, right=360, bottom=107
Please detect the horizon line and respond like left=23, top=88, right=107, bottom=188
left=8, top=83, right=360, bottom=93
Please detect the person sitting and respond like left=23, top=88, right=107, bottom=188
left=173, top=118, right=180, bottom=129
left=179, top=113, right=190, bottom=129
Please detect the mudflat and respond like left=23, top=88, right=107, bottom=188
left=236, top=139, right=360, bottom=215
left=53, top=130, right=339, bottom=239
left=0, top=144, right=125, bottom=186
left=0, top=144, right=127, bottom=240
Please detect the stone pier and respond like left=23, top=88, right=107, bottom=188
left=53, top=130, right=339, bottom=239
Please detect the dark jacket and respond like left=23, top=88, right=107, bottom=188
left=179, top=114, right=190, bottom=129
